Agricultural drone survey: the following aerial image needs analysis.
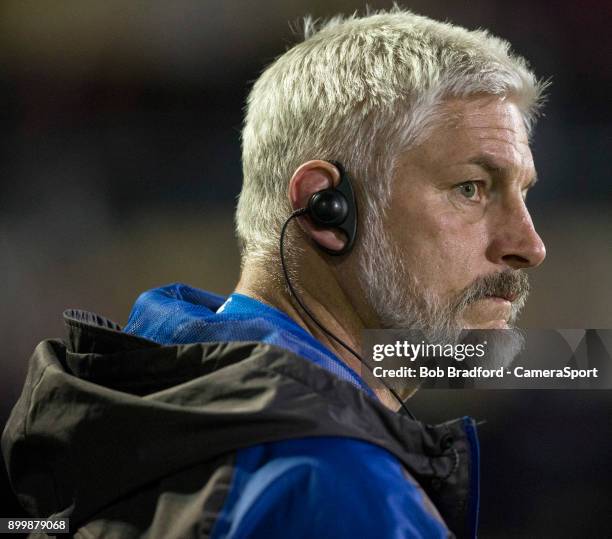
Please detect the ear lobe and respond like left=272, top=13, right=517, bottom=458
left=307, top=225, right=348, bottom=252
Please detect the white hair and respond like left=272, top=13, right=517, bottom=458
left=236, top=7, right=547, bottom=265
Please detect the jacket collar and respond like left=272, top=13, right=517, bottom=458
left=122, top=283, right=375, bottom=395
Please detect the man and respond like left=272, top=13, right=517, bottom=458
left=2, top=9, right=546, bottom=538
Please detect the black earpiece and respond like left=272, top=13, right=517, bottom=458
left=306, top=161, right=357, bottom=256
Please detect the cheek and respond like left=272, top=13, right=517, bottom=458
left=394, top=207, right=488, bottom=291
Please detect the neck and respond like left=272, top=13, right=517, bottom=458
left=234, top=253, right=409, bottom=411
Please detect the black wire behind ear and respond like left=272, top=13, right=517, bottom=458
left=306, top=160, right=358, bottom=256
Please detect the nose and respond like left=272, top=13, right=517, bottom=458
left=487, top=199, right=546, bottom=270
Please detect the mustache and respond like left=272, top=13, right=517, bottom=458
left=454, top=270, right=530, bottom=312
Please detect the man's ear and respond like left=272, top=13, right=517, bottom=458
left=288, top=160, right=347, bottom=252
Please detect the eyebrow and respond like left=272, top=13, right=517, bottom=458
left=465, top=155, right=538, bottom=188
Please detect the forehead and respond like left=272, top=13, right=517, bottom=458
left=401, top=95, right=534, bottom=176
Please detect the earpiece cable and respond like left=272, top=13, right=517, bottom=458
left=280, top=209, right=417, bottom=420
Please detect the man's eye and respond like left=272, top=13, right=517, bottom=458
left=456, top=181, right=480, bottom=199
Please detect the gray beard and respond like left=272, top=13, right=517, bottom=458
left=357, top=225, right=527, bottom=372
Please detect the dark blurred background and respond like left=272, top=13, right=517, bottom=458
left=1, top=0, right=611, bottom=537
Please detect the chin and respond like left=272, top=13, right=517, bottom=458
left=481, top=319, right=510, bottom=330
left=459, top=326, right=525, bottom=369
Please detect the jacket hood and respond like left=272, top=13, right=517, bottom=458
left=2, top=308, right=479, bottom=537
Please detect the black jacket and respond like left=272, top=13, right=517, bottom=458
left=2, top=309, right=479, bottom=538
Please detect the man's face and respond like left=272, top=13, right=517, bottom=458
left=361, top=95, right=545, bottom=339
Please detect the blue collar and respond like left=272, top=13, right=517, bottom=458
left=123, top=283, right=375, bottom=397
